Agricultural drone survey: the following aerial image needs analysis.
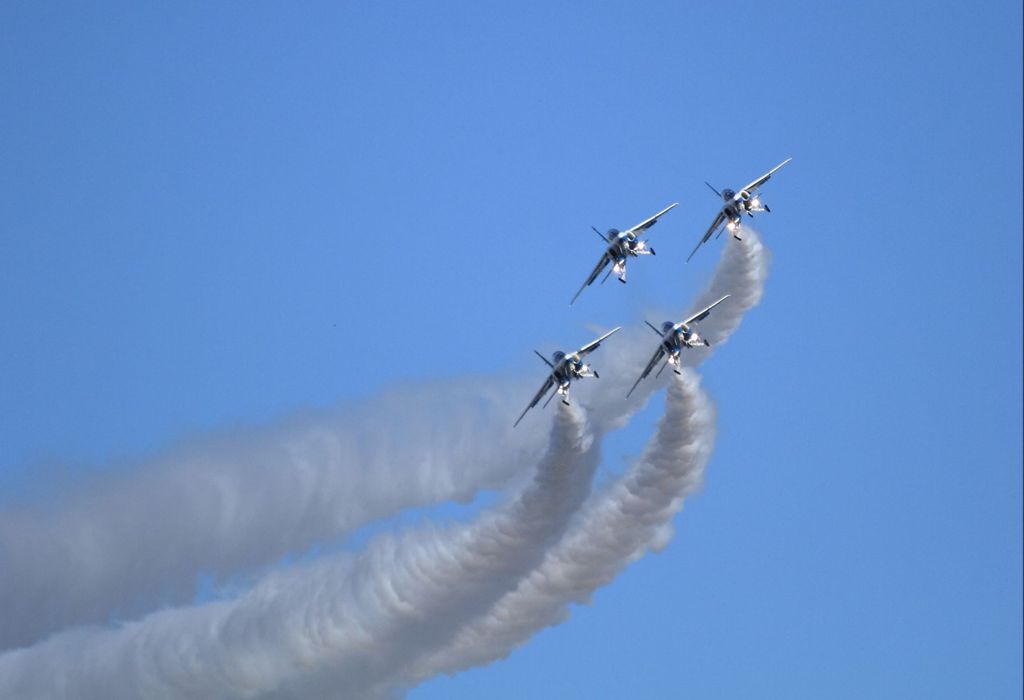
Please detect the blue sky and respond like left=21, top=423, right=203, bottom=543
left=1, top=2, right=1021, bottom=698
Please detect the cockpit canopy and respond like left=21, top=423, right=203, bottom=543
left=607, top=228, right=621, bottom=237
left=661, top=321, right=675, bottom=334
left=552, top=350, right=566, bottom=364
left=722, top=188, right=736, bottom=201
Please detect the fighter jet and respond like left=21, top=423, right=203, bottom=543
left=687, top=158, right=791, bottom=262
left=571, top=203, right=678, bottom=304
left=626, top=295, right=731, bottom=398
left=514, top=326, right=622, bottom=427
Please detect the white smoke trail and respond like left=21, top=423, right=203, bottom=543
left=0, top=230, right=770, bottom=699
left=0, top=377, right=551, bottom=651
left=682, top=226, right=770, bottom=348
left=391, top=369, right=715, bottom=693
left=0, top=403, right=600, bottom=699
left=0, top=231, right=768, bottom=653
left=582, top=230, right=769, bottom=433
left=371, top=232, right=768, bottom=694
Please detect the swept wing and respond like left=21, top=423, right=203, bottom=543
left=687, top=210, right=726, bottom=262
left=626, top=344, right=667, bottom=398
left=571, top=251, right=613, bottom=305
left=623, top=202, right=678, bottom=235
left=575, top=326, right=622, bottom=357
left=683, top=294, right=731, bottom=326
left=740, top=157, right=792, bottom=195
left=514, top=375, right=556, bottom=428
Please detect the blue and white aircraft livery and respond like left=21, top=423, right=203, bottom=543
left=514, top=326, right=622, bottom=427
left=687, top=158, right=791, bottom=261
left=571, top=203, right=678, bottom=304
left=626, top=294, right=731, bottom=398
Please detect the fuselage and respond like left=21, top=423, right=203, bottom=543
left=609, top=230, right=635, bottom=261
left=721, top=189, right=743, bottom=226
left=662, top=322, right=702, bottom=353
left=551, top=351, right=586, bottom=389
left=605, top=229, right=648, bottom=262
left=721, top=187, right=765, bottom=228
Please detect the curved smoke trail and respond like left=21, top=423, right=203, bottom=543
left=584, top=230, right=768, bottom=433
left=393, top=369, right=715, bottom=694
left=0, top=404, right=599, bottom=699
left=0, top=232, right=769, bottom=698
left=375, top=232, right=768, bottom=695
left=0, top=231, right=767, bottom=653
left=0, top=378, right=550, bottom=651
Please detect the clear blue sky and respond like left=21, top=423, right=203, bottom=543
left=1, top=2, right=1021, bottom=698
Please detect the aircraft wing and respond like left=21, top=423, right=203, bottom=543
left=740, top=157, right=792, bottom=195
left=624, top=202, right=678, bottom=235
left=626, top=345, right=667, bottom=398
left=570, top=251, right=612, bottom=305
left=576, top=326, right=623, bottom=357
left=686, top=210, right=726, bottom=262
left=514, top=374, right=556, bottom=427
left=683, top=294, right=731, bottom=326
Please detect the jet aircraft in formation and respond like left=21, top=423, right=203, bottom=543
left=514, top=327, right=622, bottom=428
left=571, top=203, right=678, bottom=304
left=687, top=158, right=792, bottom=261
left=627, top=294, right=731, bottom=398
left=515, top=159, right=790, bottom=427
